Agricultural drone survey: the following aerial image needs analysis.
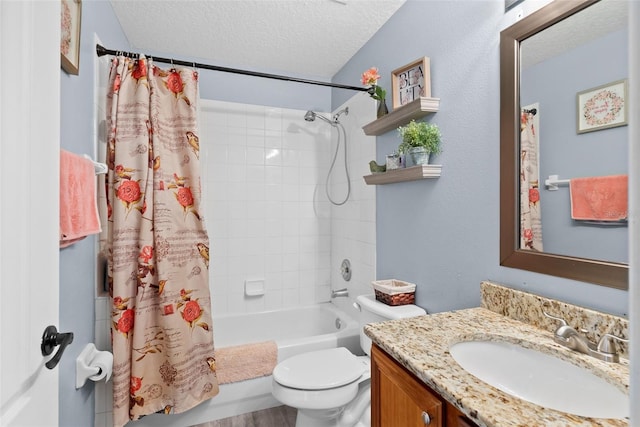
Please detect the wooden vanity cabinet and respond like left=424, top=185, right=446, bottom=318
left=371, top=344, right=477, bottom=427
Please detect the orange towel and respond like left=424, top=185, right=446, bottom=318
left=60, top=150, right=101, bottom=248
left=214, top=341, right=277, bottom=384
left=569, top=175, right=628, bottom=221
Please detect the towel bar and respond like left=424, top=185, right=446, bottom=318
left=545, top=174, right=570, bottom=191
left=82, top=154, right=108, bottom=175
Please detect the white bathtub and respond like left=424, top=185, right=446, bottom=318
left=130, top=302, right=361, bottom=427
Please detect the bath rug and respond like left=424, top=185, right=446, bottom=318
left=215, top=341, right=278, bottom=384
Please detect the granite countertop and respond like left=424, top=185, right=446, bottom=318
left=365, top=307, right=629, bottom=427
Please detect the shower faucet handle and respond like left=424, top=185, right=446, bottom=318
left=340, top=259, right=351, bottom=281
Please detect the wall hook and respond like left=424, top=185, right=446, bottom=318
left=41, top=325, right=74, bottom=370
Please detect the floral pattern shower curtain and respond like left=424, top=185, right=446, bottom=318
left=520, top=103, right=543, bottom=251
left=106, top=56, right=218, bottom=426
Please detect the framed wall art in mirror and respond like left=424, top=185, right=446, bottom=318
left=577, top=79, right=628, bottom=133
left=500, top=0, right=628, bottom=290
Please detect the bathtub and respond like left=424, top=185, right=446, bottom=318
left=130, top=302, right=361, bottom=427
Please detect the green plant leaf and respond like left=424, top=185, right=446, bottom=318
left=397, top=120, right=442, bottom=155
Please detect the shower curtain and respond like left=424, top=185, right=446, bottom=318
left=520, top=103, right=543, bottom=251
left=106, top=56, right=218, bottom=426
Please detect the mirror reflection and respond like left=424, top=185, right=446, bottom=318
left=500, top=0, right=628, bottom=289
left=518, top=0, right=628, bottom=264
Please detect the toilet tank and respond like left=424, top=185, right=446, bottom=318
left=356, top=294, right=427, bottom=356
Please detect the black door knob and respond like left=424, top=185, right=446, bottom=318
left=41, top=325, right=74, bottom=369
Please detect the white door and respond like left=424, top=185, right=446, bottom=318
left=0, top=2, right=61, bottom=425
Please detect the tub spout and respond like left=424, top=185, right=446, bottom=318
left=331, top=288, right=349, bottom=298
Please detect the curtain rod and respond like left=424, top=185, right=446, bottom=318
left=96, top=44, right=371, bottom=93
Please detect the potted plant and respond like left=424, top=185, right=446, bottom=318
left=397, top=120, right=442, bottom=166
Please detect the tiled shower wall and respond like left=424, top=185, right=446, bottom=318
left=199, top=97, right=376, bottom=315
left=200, top=100, right=334, bottom=314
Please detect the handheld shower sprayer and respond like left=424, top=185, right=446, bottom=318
left=303, top=107, right=351, bottom=206
left=304, top=107, right=349, bottom=125
left=304, top=110, right=317, bottom=122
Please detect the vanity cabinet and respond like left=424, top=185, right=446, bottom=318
left=371, top=344, right=477, bottom=427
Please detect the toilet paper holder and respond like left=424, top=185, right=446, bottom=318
left=76, top=343, right=113, bottom=389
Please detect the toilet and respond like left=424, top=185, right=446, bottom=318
left=271, top=294, right=426, bottom=427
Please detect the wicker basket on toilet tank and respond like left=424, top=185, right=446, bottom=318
left=372, top=279, right=416, bottom=306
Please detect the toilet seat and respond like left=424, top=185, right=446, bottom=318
left=273, top=347, right=366, bottom=390
left=272, top=377, right=362, bottom=411
left=271, top=296, right=426, bottom=426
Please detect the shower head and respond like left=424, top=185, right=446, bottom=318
left=304, top=110, right=316, bottom=122
left=304, top=110, right=333, bottom=125
left=304, top=107, right=348, bottom=125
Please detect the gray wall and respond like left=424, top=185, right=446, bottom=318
left=521, top=29, right=628, bottom=263
left=59, top=2, right=130, bottom=426
left=332, top=0, right=628, bottom=316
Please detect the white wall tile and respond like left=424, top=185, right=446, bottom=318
left=265, top=108, right=283, bottom=131
left=282, top=236, right=299, bottom=254
left=282, top=289, right=300, bottom=306
left=197, top=98, right=374, bottom=318
left=265, top=184, right=283, bottom=200
left=227, top=292, right=245, bottom=312
left=264, top=290, right=283, bottom=310
left=264, top=166, right=282, bottom=185
left=246, top=165, right=265, bottom=183
left=282, top=271, right=300, bottom=289
left=265, top=254, right=283, bottom=273
left=299, top=287, right=315, bottom=305
left=211, top=294, right=228, bottom=316
left=264, top=272, right=283, bottom=290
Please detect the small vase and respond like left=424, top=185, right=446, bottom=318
left=377, top=99, right=389, bottom=118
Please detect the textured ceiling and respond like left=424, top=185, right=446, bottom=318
left=521, top=0, right=627, bottom=69
left=110, top=0, right=406, bottom=80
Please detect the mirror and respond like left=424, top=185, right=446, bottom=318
left=500, top=0, right=628, bottom=290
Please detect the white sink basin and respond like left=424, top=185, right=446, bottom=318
left=449, top=340, right=628, bottom=419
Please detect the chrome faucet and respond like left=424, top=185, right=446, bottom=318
left=331, top=288, right=349, bottom=298
left=543, top=310, right=628, bottom=363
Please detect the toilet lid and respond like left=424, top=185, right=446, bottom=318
left=273, top=347, right=366, bottom=390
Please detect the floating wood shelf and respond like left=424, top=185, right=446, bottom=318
left=362, top=97, right=440, bottom=136
left=363, top=164, right=442, bottom=185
